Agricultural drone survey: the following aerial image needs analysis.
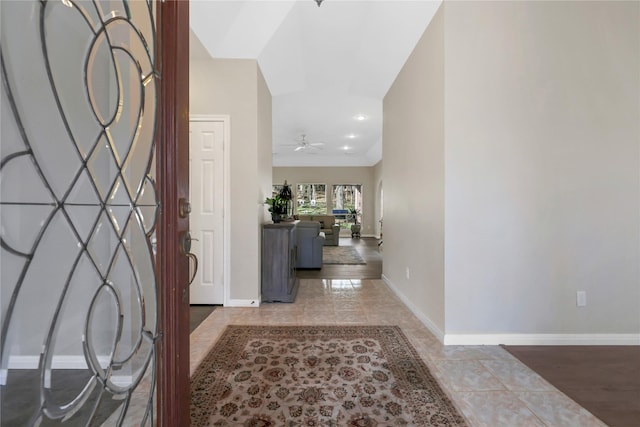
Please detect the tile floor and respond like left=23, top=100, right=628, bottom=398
left=190, top=279, right=606, bottom=427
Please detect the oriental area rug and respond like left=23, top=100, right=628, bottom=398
left=190, top=325, right=467, bottom=426
left=322, top=246, right=366, bottom=265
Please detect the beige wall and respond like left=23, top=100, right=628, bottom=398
left=273, top=167, right=377, bottom=236
left=190, top=58, right=272, bottom=303
left=443, top=0, right=639, bottom=337
left=383, top=1, right=640, bottom=342
left=383, top=5, right=446, bottom=335
left=257, top=67, right=273, bottom=223
left=372, top=160, right=383, bottom=238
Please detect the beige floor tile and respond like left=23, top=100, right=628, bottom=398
left=513, top=391, right=607, bottom=426
left=187, top=278, right=607, bottom=426
left=433, top=360, right=506, bottom=392
left=453, top=391, right=546, bottom=427
left=480, top=360, right=556, bottom=391
left=334, top=310, right=369, bottom=324
left=426, top=345, right=494, bottom=361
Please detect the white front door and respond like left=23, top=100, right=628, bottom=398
left=189, top=120, right=225, bottom=304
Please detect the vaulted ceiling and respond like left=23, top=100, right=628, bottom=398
left=190, top=0, right=441, bottom=167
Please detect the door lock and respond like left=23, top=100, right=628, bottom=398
left=179, top=231, right=198, bottom=285
left=179, top=198, right=191, bottom=218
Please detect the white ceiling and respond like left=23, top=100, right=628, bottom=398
left=190, top=0, right=441, bottom=167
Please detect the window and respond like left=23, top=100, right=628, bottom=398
left=332, top=184, right=362, bottom=229
left=296, top=183, right=326, bottom=215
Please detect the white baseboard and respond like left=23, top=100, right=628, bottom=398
left=4, top=355, right=133, bottom=387
left=7, top=355, right=41, bottom=369
left=444, top=333, right=640, bottom=346
left=225, top=298, right=261, bottom=307
left=8, top=355, right=111, bottom=369
left=380, top=275, right=640, bottom=346
left=381, top=274, right=445, bottom=343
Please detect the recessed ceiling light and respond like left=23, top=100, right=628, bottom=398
left=354, top=114, right=368, bottom=121
left=343, top=146, right=350, bottom=150
left=347, top=134, right=356, bottom=139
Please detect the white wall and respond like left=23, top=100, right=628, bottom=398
left=190, top=58, right=272, bottom=302
left=383, top=5, right=445, bottom=335
left=443, top=0, right=640, bottom=339
left=272, top=167, right=377, bottom=236
left=383, top=1, right=639, bottom=343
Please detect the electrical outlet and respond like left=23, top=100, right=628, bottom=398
left=576, top=291, right=587, bottom=307
left=405, top=267, right=410, bottom=279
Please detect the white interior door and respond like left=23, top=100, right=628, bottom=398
left=189, top=120, right=225, bottom=304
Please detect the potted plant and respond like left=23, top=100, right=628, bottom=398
left=349, top=208, right=361, bottom=238
left=265, top=195, right=288, bottom=223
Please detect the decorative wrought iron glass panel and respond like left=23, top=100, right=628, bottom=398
left=1, top=1, right=159, bottom=425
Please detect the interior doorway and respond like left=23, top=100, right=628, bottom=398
left=188, top=116, right=229, bottom=306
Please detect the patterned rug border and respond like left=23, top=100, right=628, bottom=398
left=190, top=324, right=467, bottom=426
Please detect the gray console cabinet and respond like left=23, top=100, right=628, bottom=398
left=261, top=222, right=299, bottom=302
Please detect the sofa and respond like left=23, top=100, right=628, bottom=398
left=296, top=215, right=340, bottom=246
left=296, top=221, right=325, bottom=269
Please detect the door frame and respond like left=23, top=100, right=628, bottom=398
left=189, top=114, right=231, bottom=306
left=157, top=0, right=190, bottom=425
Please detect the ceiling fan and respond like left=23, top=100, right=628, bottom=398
left=291, top=134, right=324, bottom=152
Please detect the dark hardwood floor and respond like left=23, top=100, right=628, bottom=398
left=503, top=345, right=640, bottom=427
left=1, top=370, right=122, bottom=425
left=190, top=305, right=218, bottom=333
left=296, top=236, right=383, bottom=279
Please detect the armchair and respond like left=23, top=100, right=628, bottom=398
left=296, top=214, right=340, bottom=245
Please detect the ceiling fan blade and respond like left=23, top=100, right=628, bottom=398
left=309, top=142, right=324, bottom=146
left=294, top=146, right=304, bottom=151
